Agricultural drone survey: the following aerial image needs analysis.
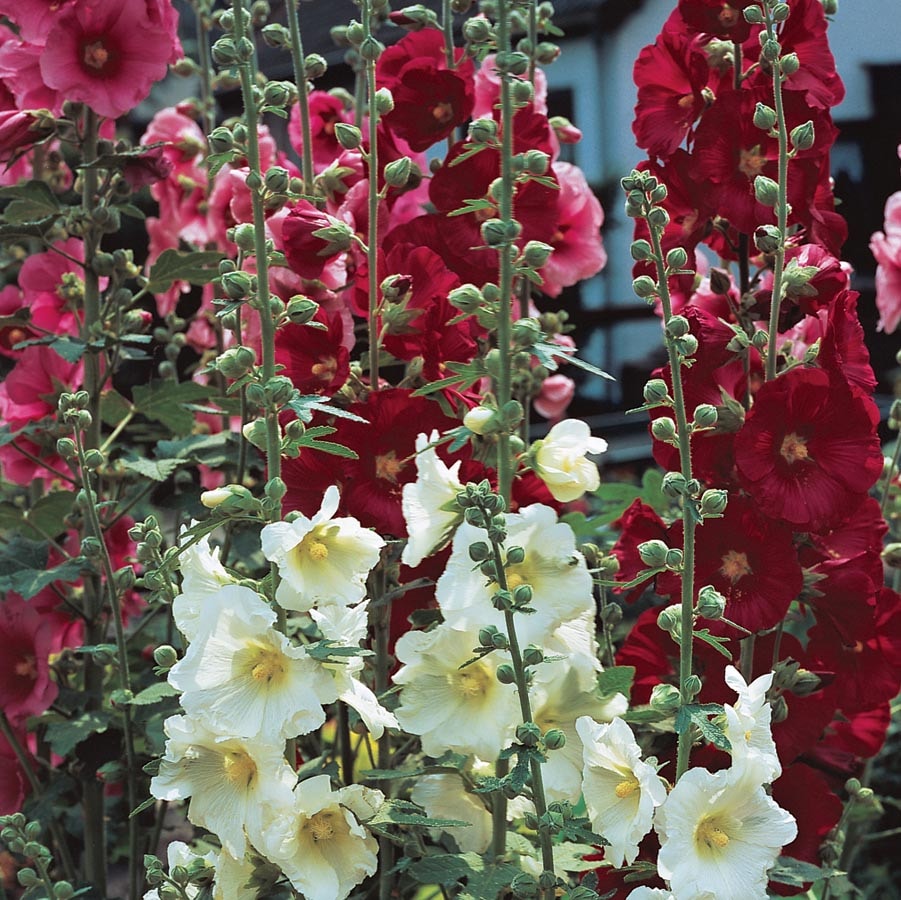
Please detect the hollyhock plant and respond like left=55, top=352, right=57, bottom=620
left=870, top=188, right=901, bottom=334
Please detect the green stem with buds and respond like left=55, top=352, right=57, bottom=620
left=362, top=0, right=381, bottom=392
left=285, top=0, right=315, bottom=193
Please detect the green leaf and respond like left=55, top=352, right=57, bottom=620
left=597, top=666, right=634, bottom=701
left=129, top=796, right=158, bottom=819
left=693, top=627, right=733, bottom=661
left=366, top=799, right=470, bottom=830
left=768, top=857, right=845, bottom=888
left=132, top=380, right=214, bottom=435
left=0, top=491, right=74, bottom=541
left=408, top=853, right=520, bottom=896
left=46, top=711, right=113, bottom=756
left=358, top=767, right=424, bottom=781
left=553, top=842, right=604, bottom=873
left=0, top=216, right=57, bottom=239
left=12, top=335, right=87, bottom=363
left=283, top=424, right=358, bottom=460
left=0, top=181, right=61, bottom=222
left=156, top=432, right=242, bottom=466
left=99, top=389, right=134, bottom=427
left=284, top=394, right=369, bottom=424
left=121, top=457, right=184, bottom=482
left=145, top=249, right=224, bottom=293
left=129, top=682, right=179, bottom=706
left=448, top=198, right=496, bottom=218
left=0, top=556, right=88, bottom=600
left=674, top=703, right=731, bottom=752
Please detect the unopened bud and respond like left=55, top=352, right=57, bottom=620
left=632, top=275, right=658, bottom=299
left=651, top=417, right=677, bottom=443
left=657, top=604, right=682, bottom=634
left=643, top=379, right=670, bottom=405
left=463, top=406, right=496, bottom=435
left=696, top=585, right=726, bottom=620
left=384, top=156, right=413, bottom=188
left=692, top=404, right=718, bottom=429
left=754, top=175, right=780, bottom=207
left=650, top=683, right=682, bottom=713
left=699, top=489, right=729, bottom=517
left=753, top=102, right=777, bottom=130
left=153, top=645, right=178, bottom=669
left=638, top=539, right=669, bottom=569
left=543, top=728, right=566, bottom=750
left=496, top=664, right=516, bottom=684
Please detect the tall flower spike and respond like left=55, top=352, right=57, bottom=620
left=261, top=485, right=385, bottom=611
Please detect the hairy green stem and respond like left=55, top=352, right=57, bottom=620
left=285, top=0, right=315, bottom=192
left=764, top=2, right=790, bottom=383
left=362, top=0, right=381, bottom=392
left=647, top=214, right=697, bottom=781
left=441, top=0, right=455, bottom=69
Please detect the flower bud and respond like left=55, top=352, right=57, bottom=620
left=374, top=87, right=394, bottom=115
left=665, top=315, right=690, bottom=338
left=516, top=722, right=542, bottom=747
left=754, top=175, right=780, bottom=207
left=521, top=240, right=553, bottom=268
left=647, top=206, right=670, bottom=229
left=285, top=295, right=320, bottom=325
left=882, top=542, right=901, bottom=569
left=448, top=283, right=483, bottom=313
left=18, top=868, right=39, bottom=888
left=469, top=118, right=498, bottom=144
left=481, top=218, right=522, bottom=248
left=384, top=156, right=413, bottom=188
left=496, top=664, right=516, bottom=684
left=657, top=604, right=682, bottom=634
left=780, top=52, right=800, bottom=75
left=221, top=270, right=253, bottom=301
left=650, top=683, right=682, bottom=713
left=696, top=585, right=726, bottom=620
left=662, top=471, right=689, bottom=499
left=699, top=489, right=729, bottom=517
left=463, top=405, right=497, bottom=435
left=692, top=404, right=718, bottom=429
left=637, top=539, right=669, bottom=568
left=522, top=645, right=544, bottom=666
left=684, top=674, right=702, bottom=699
left=665, top=246, right=688, bottom=269
left=153, top=645, right=179, bottom=669
left=651, top=417, right=677, bottom=443
left=56, top=437, right=77, bottom=459
left=261, top=22, right=289, bottom=47
left=789, top=120, right=816, bottom=152
left=478, top=625, right=500, bottom=647
left=664, top=548, right=684, bottom=570
left=543, top=728, right=566, bottom=750
left=494, top=50, right=529, bottom=76
left=643, top=379, right=670, bottom=405
left=491, top=631, right=510, bottom=650
left=304, top=53, right=328, bottom=79
left=754, top=224, right=783, bottom=254
left=216, top=345, right=257, bottom=378
left=632, top=275, right=658, bottom=299
left=753, top=102, right=777, bottom=130
left=761, top=38, right=781, bottom=62
left=511, top=79, right=534, bottom=106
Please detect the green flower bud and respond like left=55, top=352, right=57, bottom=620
left=753, top=102, right=777, bottom=130
left=647, top=206, right=670, bottom=229
left=384, top=156, right=413, bottom=188
left=479, top=625, right=500, bottom=647
left=261, top=23, right=289, bottom=48
left=512, top=583, right=533, bottom=607
left=696, top=585, right=727, bottom=620
left=153, top=645, right=179, bottom=669
left=662, top=471, right=688, bottom=498
left=285, top=295, right=320, bottom=325
left=374, top=87, right=394, bottom=115
left=211, top=36, right=239, bottom=66
left=643, top=379, right=670, bottom=405
left=657, top=604, right=682, bottom=634
left=637, top=539, right=669, bottom=568
left=543, top=728, right=566, bottom=750
left=630, top=239, right=652, bottom=261
left=511, top=79, right=534, bottom=106
left=463, top=405, right=496, bottom=435
left=506, top=545, right=526, bottom=565
left=448, top=283, right=483, bottom=313
left=692, top=404, right=718, bottom=429
left=522, top=149, right=550, bottom=175
left=516, top=722, right=542, bottom=747
left=221, top=270, right=253, bottom=301
left=761, top=38, right=781, bottom=62
left=54, top=881, right=75, bottom=900
left=665, top=246, right=688, bottom=269
left=684, top=674, right=702, bottom=698
left=632, top=275, right=658, bottom=299
left=18, top=868, right=39, bottom=888
left=754, top=175, right=780, bottom=207
left=791, top=668, right=822, bottom=697
left=56, top=437, right=77, bottom=460
left=264, top=166, right=291, bottom=194
left=651, top=416, right=677, bottom=443
left=780, top=52, right=800, bottom=75
left=789, top=120, right=816, bottom=152
left=491, top=631, right=509, bottom=650
left=650, top=683, right=682, bottom=713
left=772, top=2, right=790, bottom=21
left=521, top=240, right=553, bottom=268
left=494, top=50, right=530, bottom=76
left=522, top=645, right=544, bottom=666
left=216, top=345, right=257, bottom=378
left=81, top=536, right=103, bottom=558
left=743, top=4, right=764, bottom=23
left=481, top=218, right=522, bottom=247
left=674, top=333, right=699, bottom=358
left=496, top=664, right=516, bottom=684
left=664, top=548, right=684, bottom=570
left=666, top=315, right=690, bottom=338
left=304, top=53, right=328, bottom=79
left=468, top=541, right=491, bottom=562
left=469, top=118, right=498, bottom=144
left=699, top=489, right=729, bottom=517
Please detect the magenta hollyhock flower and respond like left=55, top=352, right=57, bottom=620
left=40, top=0, right=180, bottom=120
left=870, top=191, right=901, bottom=334
left=0, top=109, right=53, bottom=164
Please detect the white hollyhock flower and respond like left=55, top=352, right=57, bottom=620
left=150, top=715, right=297, bottom=858
left=411, top=773, right=492, bottom=853
left=172, top=528, right=235, bottom=642
left=261, top=774, right=383, bottom=900
left=212, top=849, right=259, bottom=900
left=143, top=841, right=217, bottom=900
left=437, top=503, right=594, bottom=645
left=393, top=622, right=519, bottom=759
left=533, top=419, right=607, bottom=502
left=723, top=664, right=781, bottom=781
left=576, top=716, right=667, bottom=867
left=261, top=485, right=385, bottom=612
left=655, top=763, right=798, bottom=900
left=532, top=661, right=628, bottom=803
left=401, top=430, right=464, bottom=567
left=624, top=890, right=675, bottom=900
left=308, top=600, right=399, bottom=740
left=168, top=585, right=334, bottom=742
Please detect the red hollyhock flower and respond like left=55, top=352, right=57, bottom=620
left=377, top=30, right=474, bottom=152
left=275, top=312, right=350, bottom=396
left=657, top=494, right=802, bottom=633
left=39, top=0, right=179, bottom=120
left=283, top=389, right=460, bottom=536
left=734, top=367, right=882, bottom=532
left=677, top=0, right=755, bottom=41
left=633, top=11, right=710, bottom=159
left=799, top=496, right=887, bottom=580
left=288, top=90, right=352, bottom=174
left=819, top=290, right=878, bottom=394
left=692, top=87, right=837, bottom=235
left=0, top=729, right=28, bottom=815
left=282, top=200, right=348, bottom=281
left=610, top=498, right=668, bottom=603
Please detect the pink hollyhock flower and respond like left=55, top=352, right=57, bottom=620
left=0, top=109, right=53, bottom=164
left=288, top=90, right=352, bottom=174
left=533, top=373, right=575, bottom=421
left=870, top=191, right=901, bottom=334
left=40, top=0, right=180, bottom=120
left=0, top=593, right=71, bottom=723
left=0, top=0, right=78, bottom=44
left=17, top=238, right=88, bottom=341
left=540, top=162, right=606, bottom=297
left=0, top=38, right=63, bottom=113
left=0, top=729, right=29, bottom=814
left=734, top=367, right=882, bottom=532
left=472, top=52, right=548, bottom=119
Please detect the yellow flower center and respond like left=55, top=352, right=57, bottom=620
left=83, top=40, right=110, bottom=71
left=375, top=450, right=405, bottom=483
left=720, top=549, right=752, bottom=583
left=247, top=642, right=287, bottom=684
left=432, top=101, right=455, bottom=125
left=738, top=146, right=767, bottom=179
left=454, top=662, right=492, bottom=699
left=311, top=356, right=337, bottom=382
left=307, top=540, right=329, bottom=561
left=292, top=528, right=333, bottom=566
left=14, top=655, right=37, bottom=679
left=614, top=777, right=640, bottom=799
left=780, top=432, right=809, bottom=464
left=222, top=750, right=257, bottom=789
left=305, top=811, right=336, bottom=842
left=695, top=817, right=731, bottom=852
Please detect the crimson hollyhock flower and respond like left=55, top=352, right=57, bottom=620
left=657, top=494, right=802, bottom=633
left=610, top=499, right=668, bottom=603
left=40, top=0, right=180, bottom=120
left=818, top=290, right=878, bottom=394
left=377, top=30, right=474, bottom=152
left=633, top=11, right=710, bottom=159
left=282, top=200, right=351, bottom=281
left=734, top=367, right=882, bottom=532
left=275, top=312, right=350, bottom=396
left=692, top=87, right=837, bottom=236
left=288, top=90, right=352, bottom=174
left=0, top=730, right=28, bottom=815
left=283, top=389, right=460, bottom=536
